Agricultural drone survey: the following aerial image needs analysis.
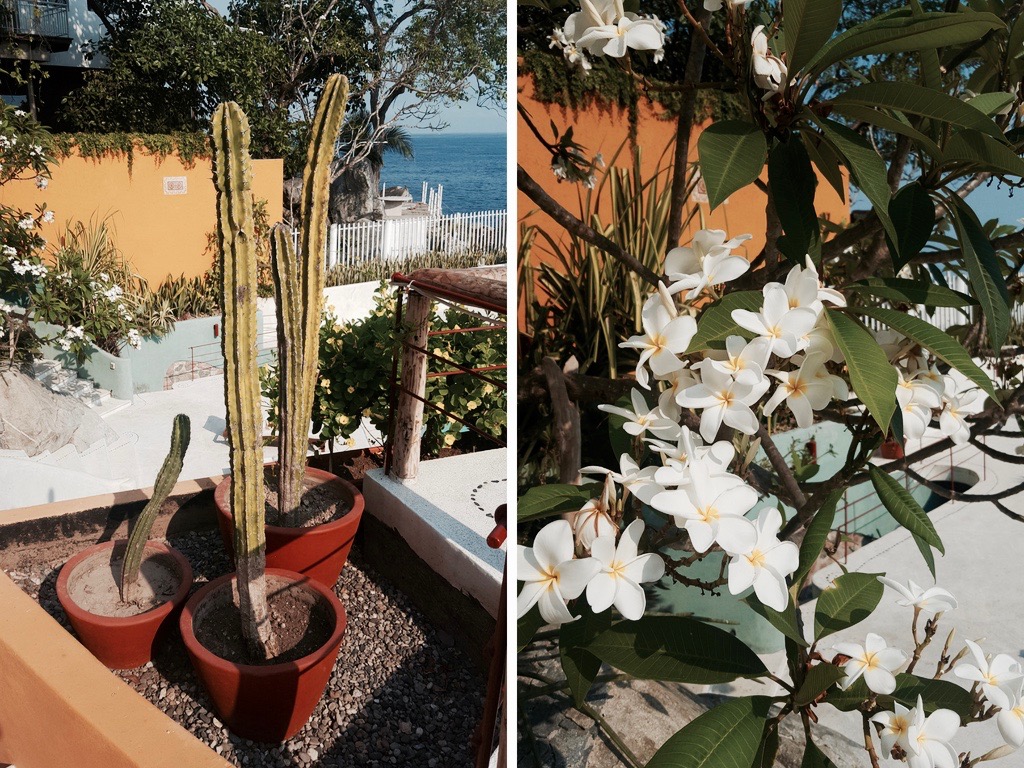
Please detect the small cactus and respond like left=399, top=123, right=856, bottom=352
left=119, top=413, right=190, bottom=603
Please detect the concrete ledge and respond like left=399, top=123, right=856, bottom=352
left=362, top=449, right=506, bottom=618
left=0, top=572, right=230, bottom=768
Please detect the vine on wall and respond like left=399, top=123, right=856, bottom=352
left=49, top=132, right=210, bottom=172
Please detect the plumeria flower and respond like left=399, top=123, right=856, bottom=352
left=665, top=229, right=752, bottom=300
left=650, top=461, right=757, bottom=554
left=954, top=639, right=1023, bottom=709
left=763, top=352, right=834, bottom=429
left=939, top=389, right=981, bottom=446
left=650, top=425, right=735, bottom=483
left=620, top=288, right=697, bottom=389
left=565, top=474, right=619, bottom=551
left=833, top=633, right=907, bottom=695
left=704, top=335, right=771, bottom=385
left=575, top=14, right=666, bottom=59
left=751, top=26, right=788, bottom=95
left=581, top=453, right=661, bottom=505
left=676, top=361, right=769, bottom=442
left=704, top=0, right=752, bottom=10
left=765, top=258, right=847, bottom=311
left=517, top=519, right=602, bottom=625
left=598, top=388, right=679, bottom=439
left=905, top=697, right=960, bottom=768
left=586, top=519, right=666, bottom=620
left=898, top=383, right=933, bottom=441
left=725, top=507, right=798, bottom=611
left=878, top=577, right=957, bottom=615
left=732, top=285, right=818, bottom=359
left=997, top=680, right=1024, bottom=748
left=41, top=210, right=54, bottom=224
left=871, top=701, right=919, bottom=758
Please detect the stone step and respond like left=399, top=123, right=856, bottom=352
left=31, top=358, right=61, bottom=376
left=38, top=369, right=75, bottom=388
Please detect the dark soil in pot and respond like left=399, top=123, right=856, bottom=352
left=263, top=470, right=351, bottom=528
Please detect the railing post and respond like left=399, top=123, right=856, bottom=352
left=391, top=291, right=432, bottom=482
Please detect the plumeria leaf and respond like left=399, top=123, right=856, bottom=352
left=769, top=136, right=821, bottom=265
left=944, top=130, right=1024, bottom=178
left=794, top=489, right=843, bottom=589
left=586, top=616, right=768, bottom=684
left=559, top=604, right=612, bottom=708
left=783, top=0, right=842, bottom=74
left=889, top=674, right=974, bottom=723
left=949, top=197, right=1011, bottom=351
left=697, top=122, right=768, bottom=211
left=821, top=676, right=871, bottom=710
left=828, top=103, right=942, bottom=161
left=685, top=291, right=762, bottom=353
left=751, top=721, right=781, bottom=768
left=518, top=606, right=546, bottom=652
left=967, top=92, right=1016, bottom=116
left=824, top=309, right=897, bottom=434
left=846, top=278, right=976, bottom=308
left=886, top=183, right=936, bottom=269
left=813, top=571, right=884, bottom=639
left=913, top=533, right=937, bottom=579
left=794, top=663, right=846, bottom=708
left=852, top=307, right=995, bottom=398
left=646, top=696, right=772, bottom=768
left=801, top=129, right=847, bottom=201
left=869, top=465, right=945, bottom=555
left=517, top=482, right=600, bottom=523
left=743, top=595, right=808, bottom=647
left=801, top=739, right=838, bottom=768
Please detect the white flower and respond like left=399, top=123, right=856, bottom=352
left=650, top=461, right=757, bottom=554
left=833, top=633, right=907, bottom=695
left=725, top=507, right=799, bottom=611
left=751, top=26, right=788, bottom=95
left=35, top=176, right=48, bottom=190
left=763, top=352, right=834, bottom=429
left=575, top=15, right=665, bottom=58
left=676, top=360, right=769, bottom=442
left=65, top=325, right=84, bottom=340
left=905, top=696, right=961, bottom=768
left=127, top=329, right=142, bottom=349
left=871, top=702, right=918, bottom=758
left=57, top=337, right=72, bottom=351
left=877, top=577, right=957, bottom=615
left=704, top=335, right=771, bottom=385
left=586, top=519, right=665, bottom=620
left=704, top=0, right=752, bottom=10
left=598, top=388, right=679, bottom=439
left=939, top=389, right=981, bottom=446
left=565, top=474, right=619, bottom=551
left=103, top=285, right=124, bottom=302
left=517, top=519, right=602, bottom=625
left=620, top=288, right=697, bottom=389
left=10, top=259, right=31, bottom=275
left=665, top=229, right=752, bottom=300
left=17, top=216, right=34, bottom=230
left=650, top=425, right=735, bottom=481
left=41, top=210, right=54, bottom=224
left=732, top=285, right=818, bottom=359
left=2, top=245, right=16, bottom=257
left=581, top=453, right=661, bottom=505
left=997, top=680, right=1024, bottom=748
left=99, top=272, right=110, bottom=282
left=954, top=639, right=1023, bottom=710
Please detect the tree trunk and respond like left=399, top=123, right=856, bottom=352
left=391, top=292, right=432, bottom=481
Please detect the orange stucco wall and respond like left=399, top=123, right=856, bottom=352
left=0, top=147, right=283, bottom=287
left=517, top=71, right=851, bottom=327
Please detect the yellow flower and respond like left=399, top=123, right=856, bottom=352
left=482, top=384, right=493, bottom=395
left=466, top=400, right=479, bottom=410
left=347, top=386, right=355, bottom=394
left=338, top=414, right=351, bottom=426
left=345, top=437, right=355, bottom=447
left=444, top=433, right=456, bottom=446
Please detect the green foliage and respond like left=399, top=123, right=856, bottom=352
left=50, top=132, right=210, bottom=171
left=260, top=285, right=507, bottom=457
left=814, top=572, right=884, bottom=639
left=696, top=121, right=768, bottom=211
left=868, top=465, right=944, bottom=574
left=517, top=482, right=600, bottom=522
left=646, top=696, right=773, bottom=768
left=824, top=309, right=897, bottom=433
left=325, top=250, right=506, bottom=288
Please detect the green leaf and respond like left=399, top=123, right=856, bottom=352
left=944, top=130, right=1024, bottom=177
left=812, top=117, right=898, bottom=247
left=889, top=674, right=974, bottom=723
left=751, top=722, right=780, bottom=768
left=869, top=465, right=944, bottom=553
left=851, top=306, right=995, bottom=398
left=968, top=92, right=1016, bottom=116
left=794, top=663, right=846, bottom=708
left=518, top=606, right=545, bottom=652
left=814, top=571, right=884, bottom=639
left=847, top=278, right=976, bottom=308
left=821, top=676, right=872, bottom=710
left=517, top=482, right=599, bottom=522
left=587, top=615, right=768, bottom=684
left=559, top=605, right=612, bottom=708
left=828, top=103, right=943, bottom=161
left=794, top=489, right=843, bottom=588
left=647, top=696, right=772, bottom=768
left=801, top=740, right=838, bottom=768
left=697, top=121, right=768, bottom=210
left=802, top=129, right=847, bottom=201
left=743, top=595, right=808, bottom=647
left=769, top=136, right=821, bottom=265
left=833, top=82, right=1004, bottom=139
left=805, top=11, right=1004, bottom=74
left=914, top=532, right=937, bottom=579
left=783, top=0, right=842, bottom=73
left=685, top=291, right=763, bottom=353
left=824, top=309, right=897, bottom=434
left=886, top=183, right=936, bottom=269
left=949, top=198, right=1010, bottom=351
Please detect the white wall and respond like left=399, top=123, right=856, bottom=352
left=49, top=0, right=107, bottom=69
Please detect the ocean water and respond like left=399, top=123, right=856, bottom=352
left=380, top=132, right=507, bottom=214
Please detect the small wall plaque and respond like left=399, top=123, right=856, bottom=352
left=163, top=176, right=187, bottom=195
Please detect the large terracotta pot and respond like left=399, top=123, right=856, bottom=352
left=56, top=540, right=193, bottom=669
left=179, top=569, right=347, bottom=742
left=214, top=465, right=364, bottom=588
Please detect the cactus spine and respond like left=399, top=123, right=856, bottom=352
left=213, top=101, right=278, bottom=659
left=119, top=413, right=191, bottom=603
left=274, top=74, right=350, bottom=524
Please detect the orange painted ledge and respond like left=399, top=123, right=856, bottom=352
left=0, top=569, right=230, bottom=768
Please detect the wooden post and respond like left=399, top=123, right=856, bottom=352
left=391, top=291, right=432, bottom=481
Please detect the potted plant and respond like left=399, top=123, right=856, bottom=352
left=56, top=413, right=194, bottom=669
left=180, top=78, right=350, bottom=742
left=212, top=89, right=364, bottom=591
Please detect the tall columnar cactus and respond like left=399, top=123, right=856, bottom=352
left=213, top=101, right=278, bottom=659
left=119, top=413, right=191, bottom=603
left=273, top=74, right=350, bottom=524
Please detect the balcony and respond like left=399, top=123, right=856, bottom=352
left=0, top=0, right=72, bottom=60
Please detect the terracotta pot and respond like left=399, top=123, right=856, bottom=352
left=214, top=466, right=364, bottom=588
left=56, top=540, right=193, bottom=669
left=179, top=569, right=347, bottom=742
left=880, top=438, right=905, bottom=460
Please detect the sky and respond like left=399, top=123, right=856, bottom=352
left=852, top=182, right=1022, bottom=228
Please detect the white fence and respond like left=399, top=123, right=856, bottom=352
left=326, top=209, right=507, bottom=266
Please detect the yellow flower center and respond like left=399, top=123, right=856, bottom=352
left=698, top=505, right=719, bottom=524
left=747, top=549, right=766, bottom=568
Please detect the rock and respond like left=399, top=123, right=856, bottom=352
left=0, top=370, right=115, bottom=456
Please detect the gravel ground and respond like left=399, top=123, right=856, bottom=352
left=7, top=528, right=485, bottom=767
